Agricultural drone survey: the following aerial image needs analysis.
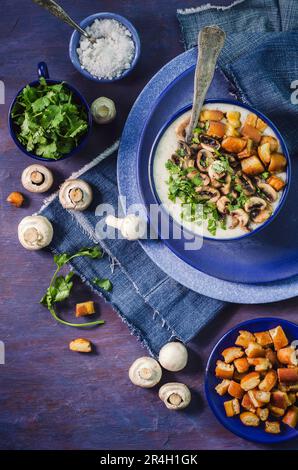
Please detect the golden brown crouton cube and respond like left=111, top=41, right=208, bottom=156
left=221, top=136, right=247, bottom=153
left=240, top=411, right=260, bottom=427
left=241, top=156, right=264, bottom=176
left=226, top=111, right=241, bottom=128
left=245, top=342, right=266, bottom=358
left=277, top=347, right=298, bottom=366
left=265, top=421, right=281, bottom=434
left=224, top=398, right=240, bottom=417
left=287, top=393, right=297, bottom=405
left=241, top=393, right=256, bottom=412
left=254, top=390, right=271, bottom=404
left=234, top=357, right=250, bottom=374
left=225, top=124, right=240, bottom=137
left=215, top=360, right=234, bottom=379
left=245, top=113, right=258, bottom=128
left=271, top=391, right=289, bottom=409
left=268, top=153, right=287, bottom=173
left=257, top=407, right=269, bottom=421
left=75, top=301, right=95, bottom=317
left=282, top=406, right=298, bottom=428
left=256, top=117, right=267, bottom=132
left=228, top=380, right=244, bottom=399
left=260, top=135, right=279, bottom=152
left=247, top=357, right=272, bottom=371
left=267, top=175, right=285, bottom=192
left=269, top=326, right=289, bottom=350
left=69, top=338, right=92, bottom=353
left=222, top=347, right=244, bottom=364
left=259, top=370, right=277, bottom=392
left=206, top=121, right=226, bottom=139
left=254, top=331, right=273, bottom=347
left=240, top=372, right=261, bottom=391
left=269, top=405, right=285, bottom=417
left=248, top=390, right=262, bottom=408
left=257, top=143, right=271, bottom=166
left=241, top=123, right=262, bottom=143
left=200, top=109, right=224, bottom=122
left=235, top=330, right=255, bottom=348
left=215, top=379, right=231, bottom=396
left=265, top=348, right=278, bottom=366
left=277, top=367, right=298, bottom=384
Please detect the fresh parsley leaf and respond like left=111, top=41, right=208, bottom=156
left=93, top=278, right=113, bottom=292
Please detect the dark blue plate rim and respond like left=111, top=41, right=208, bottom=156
left=205, top=317, right=298, bottom=444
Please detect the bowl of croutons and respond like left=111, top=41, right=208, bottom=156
left=205, top=318, right=298, bottom=443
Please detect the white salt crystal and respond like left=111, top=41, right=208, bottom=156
left=77, top=19, right=136, bottom=80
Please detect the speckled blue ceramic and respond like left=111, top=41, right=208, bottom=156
left=9, top=62, right=92, bottom=162
left=69, top=13, right=141, bottom=83
left=117, top=48, right=298, bottom=302
left=205, top=317, right=298, bottom=444
left=140, top=99, right=290, bottom=242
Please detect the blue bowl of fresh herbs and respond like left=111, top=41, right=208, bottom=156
left=9, top=62, right=91, bottom=162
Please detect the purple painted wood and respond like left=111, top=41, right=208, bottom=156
left=0, top=0, right=298, bottom=450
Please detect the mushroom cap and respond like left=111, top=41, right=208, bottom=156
left=158, top=342, right=188, bottom=372
left=129, top=357, right=162, bottom=388
left=21, top=164, right=53, bottom=193
left=18, top=215, right=53, bottom=250
left=59, top=179, right=93, bottom=211
left=158, top=382, right=191, bottom=410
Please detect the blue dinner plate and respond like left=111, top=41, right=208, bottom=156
left=136, top=61, right=296, bottom=284
left=205, top=317, right=298, bottom=444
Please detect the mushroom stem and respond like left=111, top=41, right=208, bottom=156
left=139, top=367, right=153, bottom=380
left=105, top=215, right=123, bottom=230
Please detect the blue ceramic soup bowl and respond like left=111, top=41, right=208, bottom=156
left=205, top=317, right=298, bottom=444
left=9, top=62, right=92, bottom=162
left=69, top=12, right=141, bottom=83
left=139, top=99, right=291, bottom=243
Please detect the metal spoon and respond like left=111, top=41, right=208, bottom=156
left=185, top=26, right=226, bottom=144
left=32, top=0, right=95, bottom=42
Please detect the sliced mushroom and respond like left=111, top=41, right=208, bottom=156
left=176, top=117, right=190, bottom=140
left=199, top=135, right=221, bottom=152
left=129, top=357, right=162, bottom=388
left=208, top=161, right=226, bottom=181
left=196, top=149, right=214, bottom=172
left=244, top=197, right=267, bottom=213
left=182, top=157, right=195, bottom=170
left=18, top=215, right=53, bottom=250
left=257, top=182, right=278, bottom=202
left=158, top=342, right=188, bottom=372
left=235, top=173, right=255, bottom=196
left=21, top=164, right=53, bottom=193
left=221, top=174, right=232, bottom=195
left=200, top=174, right=210, bottom=186
left=159, top=383, right=191, bottom=410
left=230, top=209, right=249, bottom=229
left=195, top=187, right=220, bottom=202
left=59, top=179, right=93, bottom=211
left=217, top=196, right=230, bottom=214
left=251, top=209, right=272, bottom=224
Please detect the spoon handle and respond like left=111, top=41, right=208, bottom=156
left=32, top=0, right=89, bottom=38
left=185, top=25, right=226, bottom=144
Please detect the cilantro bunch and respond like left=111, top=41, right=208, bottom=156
left=11, top=77, right=88, bottom=160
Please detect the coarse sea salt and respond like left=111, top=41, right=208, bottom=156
left=77, top=19, right=135, bottom=80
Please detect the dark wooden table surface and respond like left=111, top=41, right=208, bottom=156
left=1, top=0, right=298, bottom=451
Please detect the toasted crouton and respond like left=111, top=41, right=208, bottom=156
left=215, top=360, right=234, bottom=379
left=271, top=391, right=289, bottom=409
left=254, top=390, right=271, bottom=404
left=240, top=372, right=261, bottom=391
left=277, top=347, right=298, bottom=366
left=265, top=421, right=281, bottom=434
left=215, top=379, right=231, bottom=396
left=247, top=357, right=272, bottom=371
left=235, top=330, right=255, bottom=348
left=256, top=117, right=267, bottom=132
left=241, top=393, right=256, bottom=412
left=257, top=407, right=269, bottom=421
left=200, top=109, right=224, bottom=122
left=240, top=411, right=260, bottom=427
left=224, top=399, right=240, bottom=417
left=241, top=123, right=262, bottom=144
left=206, top=121, right=226, bottom=139
left=267, top=175, right=285, bottom=192
left=269, top=405, right=285, bottom=417
left=269, top=326, right=289, bottom=350
left=228, top=380, right=244, bottom=399
left=254, top=331, right=272, bottom=347
left=259, top=370, right=277, bottom=392
left=265, top=348, right=278, bottom=366
left=282, top=406, right=298, bottom=428
left=245, top=342, right=265, bottom=358
left=277, top=367, right=298, bottom=384
left=222, top=347, right=244, bottom=364
left=248, top=390, right=262, bottom=408
left=245, top=113, right=258, bottom=128
left=234, top=357, right=249, bottom=374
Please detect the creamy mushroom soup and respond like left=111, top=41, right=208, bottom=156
left=153, top=103, right=287, bottom=239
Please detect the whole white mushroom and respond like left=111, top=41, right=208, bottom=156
left=59, top=179, right=93, bottom=211
left=18, top=215, right=53, bottom=250
left=129, top=357, right=162, bottom=388
left=158, top=342, right=188, bottom=372
left=105, top=214, right=146, bottom=241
